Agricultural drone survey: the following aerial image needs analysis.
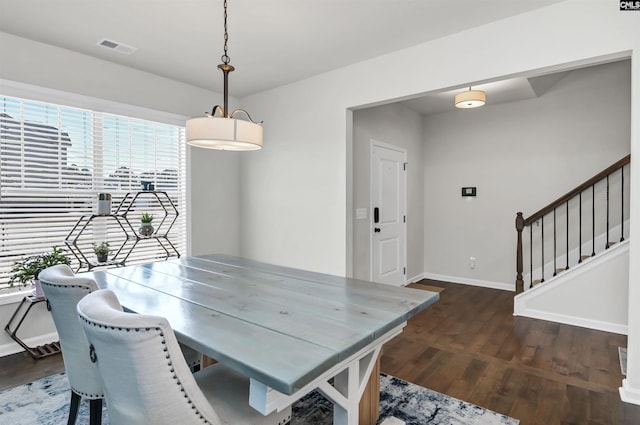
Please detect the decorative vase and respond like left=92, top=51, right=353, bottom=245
left=32, top=279, right=44, bottom=299
left=96, top=253, right=108, bottom=263
left=139, top=223, right=154, bottom=237
left=97, top=193, right=112, bottom=215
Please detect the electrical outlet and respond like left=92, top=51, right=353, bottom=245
left=470, top=256, right=476, bottom=269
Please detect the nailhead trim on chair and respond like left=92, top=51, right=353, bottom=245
left=40, top=281, right=103, bottom=399
left=78, top=316, right=214, bottom=424
left=40, top=281, right=92, bottom=291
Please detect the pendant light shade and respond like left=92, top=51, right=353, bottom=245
left=455, top=87, right=486, bottom=109
left=186, top=116, right=263, bottom=151
left=186, top=0, right=263, bottom=151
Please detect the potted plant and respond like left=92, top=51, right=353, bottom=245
left=9, top=247, right=71, bottom=298
left=139, top=212, right=154, bottom=237
left=93, top=241, right=110, bottom=263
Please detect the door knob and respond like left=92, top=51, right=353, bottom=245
left=374, top=227, right=381, bottom=233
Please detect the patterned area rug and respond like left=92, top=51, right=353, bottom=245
left=0, top=372, right=518, bottom=425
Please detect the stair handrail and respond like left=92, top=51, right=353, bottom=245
left=523, top=154, right=630, bottom=226
left=515, top=154, right=630, bottom=292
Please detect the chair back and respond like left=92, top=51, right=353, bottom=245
left=38, top=264, right=103, bottom=399
left=77, top=289, right=222, bottom=425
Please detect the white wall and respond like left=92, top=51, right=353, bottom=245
left=422, top=60, right=630, bottom=289
left=239, top=0, right=640, bottom=401
left=515, top=241, right=629, bottom=335
left=238, top=80, right=350, bottom=273
left=352, top=103, right=424, bottom=282
left=241, top=1, right=639, bottom=277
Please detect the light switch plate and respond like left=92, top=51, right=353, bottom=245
left=356, top=208, right=367, bottom=220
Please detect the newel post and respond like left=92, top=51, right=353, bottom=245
left=515, top=212, right=524, bottom=293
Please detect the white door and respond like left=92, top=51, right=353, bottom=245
left=371, top=141, right=406, bottom=286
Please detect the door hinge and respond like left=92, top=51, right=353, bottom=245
left=403, top=215, right=406, bottom=223
left=403, top=267, right=406, bottom=275
left=404, top=162, right=408, bottom=171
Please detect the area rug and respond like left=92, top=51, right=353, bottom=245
left=0, top=372, right=518, bottom=425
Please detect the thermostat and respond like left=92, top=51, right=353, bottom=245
left=461, top=187, right=477, bottom=197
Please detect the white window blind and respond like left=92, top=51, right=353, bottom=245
left=0, top=95, right=186, bottom=289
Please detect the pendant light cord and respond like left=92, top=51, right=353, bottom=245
left=222, top=0, right=230, bottom=65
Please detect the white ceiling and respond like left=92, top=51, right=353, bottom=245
left=398, top=71, right=570, bottom=115
left=0, top=0, right=566, bottom=103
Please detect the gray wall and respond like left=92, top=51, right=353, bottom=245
left=422, top=60, right=631, bottom=288
left=352, top=103, right=424, bottom=282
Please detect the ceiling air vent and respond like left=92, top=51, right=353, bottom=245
left=96, top=38, right=137, bottom=55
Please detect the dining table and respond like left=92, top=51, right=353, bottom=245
left=86, top=254, right=439, bottom=425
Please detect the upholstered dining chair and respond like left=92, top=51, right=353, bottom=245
left=38, top=264, right=104, bottom=425
left=77, top=289, right=292, bottom=425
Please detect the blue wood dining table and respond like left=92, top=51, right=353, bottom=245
left=86, top=254, right=439, bottom=425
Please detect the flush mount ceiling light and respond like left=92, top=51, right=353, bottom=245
left=186, top=0, right=263, bottom=151
left=454, top=87, right=486, bottom=109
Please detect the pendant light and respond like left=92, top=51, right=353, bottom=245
left=454, top=87, right=486, bottom=109
left=186, top=0, right=263, bottom=151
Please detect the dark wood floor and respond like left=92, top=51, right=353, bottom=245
left=383, top=280, right=640, bottom=425
left=1, top=280, right=639, bottom=424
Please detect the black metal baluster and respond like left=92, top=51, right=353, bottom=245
left=541, top=216, right=545, bottom=283
left=530, top=225, right=533, bottom=289
left=621, top=166, right=625, bottom=242
left=579, top=192, right=583, bottom=263
left=553, top=209, right=557, bottom=276
left=606, top=175, right=610, bottom=249
left=592, top=184, right=596, bottom=257
left=566, top=201, right=569, bottom=270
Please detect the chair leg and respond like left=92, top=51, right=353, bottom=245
left=67, top=391, right=80, bottom=425
left=89, top=399, right=103, bottom=425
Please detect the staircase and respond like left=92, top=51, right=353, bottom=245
left=515, top=154, right=630, bottom=291
left=513, top=155, right=630, bottom=333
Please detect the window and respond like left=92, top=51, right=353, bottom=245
left=0, top=95, right=186, bottom=289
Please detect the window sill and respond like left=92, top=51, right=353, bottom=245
left=0, top=287, right=34, bottom=306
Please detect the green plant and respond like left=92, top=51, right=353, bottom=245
left=93, top=241, right=110, bottom=256
left=9, top=247, right=71, bottom=287
left=140, top=212, right=154, bottom=224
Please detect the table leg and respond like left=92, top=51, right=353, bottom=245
left=358, top=351, right=381, bottom=425
left=202, top=355, right=218, bottom=368
left=248, top=325, right=405, bottom=421
left=333, top=362, right=360, bottom=424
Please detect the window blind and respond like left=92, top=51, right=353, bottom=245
left=0, top=95, right=186, bottom=289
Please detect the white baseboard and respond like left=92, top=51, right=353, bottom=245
left=0, top=331, right=59, bottom=358
left=620, top=379, right=640, bottom=405
left=406, top=273, right=425, bottom=285
left=422, top=272, right=514, bottom=292
left=515, top=307, right=627, bottom=335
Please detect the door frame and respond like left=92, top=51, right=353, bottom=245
left=369, top=139, right=407, bottom=284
